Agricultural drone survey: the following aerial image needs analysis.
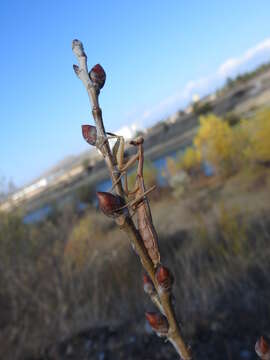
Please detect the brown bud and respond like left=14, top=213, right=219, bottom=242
left=89, top=64, right=106, bottom=89
left=143, top=274, right=155, bottom=295
left=82, top=125, right=97, bottom=146
left=155, top=265, right=174, bottom=294
left=255, top=337, right=270, bottom=359
left=97, top=192, right=125, bottom=217
left=145, top=312, right=169, bottom=337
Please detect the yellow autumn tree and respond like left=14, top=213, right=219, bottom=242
left=249, top=108, right=270, bottom=163
left=230, top=119, right=252, bottom=168
left=193, top=114, right=235, bottom=176
left=166, top=156, right=179, bottom=177
left=167, top=110, right=269, bottom=181
left=179, top=147, right=201, bottom=174
left=166, top=148, right=201, bottom=179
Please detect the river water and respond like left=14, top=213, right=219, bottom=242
left=24, top=150, right=214, bottom=224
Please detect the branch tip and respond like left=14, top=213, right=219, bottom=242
left=72, top=39, right=86, bottom=57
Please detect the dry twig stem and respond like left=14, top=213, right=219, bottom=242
left=72, top=39, right=192, bottom=360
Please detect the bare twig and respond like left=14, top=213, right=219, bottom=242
left=72, top=39, right=192, bottom=360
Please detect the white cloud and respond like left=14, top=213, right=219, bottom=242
left=109, top=123, right=139, bottom=146
left=132, top=37, right=270, bottom=128
left=218, top=38, right=270, bottom=77
left=116, top=123, right=138, bottom=139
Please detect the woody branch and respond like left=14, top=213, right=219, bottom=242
left=72, top=39, right=192, bottom=360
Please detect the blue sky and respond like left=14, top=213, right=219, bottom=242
left=1, top=0, right=270, bottom=188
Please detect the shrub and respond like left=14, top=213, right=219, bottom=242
left=192, top=100, right=213, bottom=116
left=64, top=213, right=94, bottom=268
left=179, top=147, right=201, bottom=175
left=194, top=114, right=235, bottom=176
left=249, top=108, right=270, bottom=163
left=76, top=184, right=95, bottom=204
left=224, top=112, right=241, bottom=127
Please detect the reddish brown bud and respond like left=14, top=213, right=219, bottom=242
left=82, top=125, right=97, bottom=146
left=97, top=192, right=125, bottom=217
left=255, top=337, right=270, bottom=359
left=145, top=312, right=169, bottom=337
left=155, top=265, right=174, bottom=293
left=89, top=64, right=106, bottom=89
left=143, top=273, right=155, bottom=295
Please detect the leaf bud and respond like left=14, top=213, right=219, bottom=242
left=255, top=336, right=270, bottom=359
left=97, top=191, right=125, bottom=218
left=155, top=265, right=174, bottom=294
left=82, top=125, right=97, bottom=146
left=145, top=312, right=169, bottom=337
left=89, top=64, right=106, bottom=89
left=143, top=273, right=155, bottom=295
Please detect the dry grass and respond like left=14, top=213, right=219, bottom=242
left=1, top=166, right=270, bottom=359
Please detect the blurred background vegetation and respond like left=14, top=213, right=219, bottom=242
left=1, top=106, right=270, bottom=359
